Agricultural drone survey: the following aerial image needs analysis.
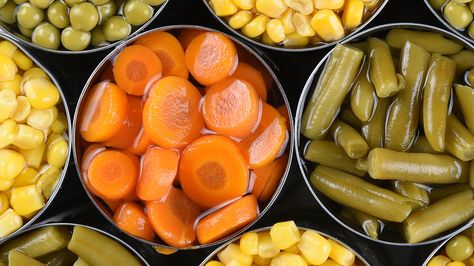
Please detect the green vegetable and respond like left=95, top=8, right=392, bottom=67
left=445, top=114, right=474, bottom=161
left=329, top=119, right=369, bottom=159
left=8, top=250, right=44, bottom=266
left=340, top=208, right=380, bottom=239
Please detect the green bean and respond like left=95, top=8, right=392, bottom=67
left=310, top=165, right=412, bottom=222
left=341, top=108, right=363, bottom=129
left=386, top=28, right=463, bottom=55
left=340, top=208, right=380, bottom=239
left=392, top=180, right=430, bottom=206
left=471, top=160, right=474, bottom=189
left=361, top=97, right=390, bottom=149
left=411, top=135, right=443, bottom=154
left=73, top=258, right=90, bottom=266
left=37, top=249, right=77, bottom=266
left=368, top=37, right=403, bottom=97
left=449, top=50, right=474, bottom=77
left=356, top=158, right=367, bottom=171
left=302, top=44, right=364, bottom=139
left=468, top=68, right=474, bottom=86
left=351, top=63, right=377, bottom=122
left=403, top=189, right=474, bottom=243
left=429, top=184, right=472, bottom=203
left=445, top=114, right=474, bottom=161
left=455, top=84, right=474, bottom=133
left=8, top=250, right=44, bottom=266
left=304, top=140, right=366, bottom=176
left=67, top=226, right=140, bottom=266
left=385, top=41, right=430, bottom=151
left=330, top=120, right=369, bottom=159
left=349, top=41, right=367, bottom=52
left=367, top=148, right=469, bottom=184
left=423, top=54, right=457, bottom=152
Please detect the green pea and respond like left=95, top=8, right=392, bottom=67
left=102, top=16, right=130, bottom=42
left=0, top=1, right=16, bottom=24
left=443, top=0, right=473, bottom=30
left=17, top=23, right=33, bottom=37
left=61, top=26, right=91, bottom=50
left=469, top=21, right=474, bottom=39
left=445, top=235, right=474, bottom=261
left=470, top=0, right=474, bottom=12
left=91, top=26, right=106, bottom=46
left=32, top=22, right=60, bottom=49
left=430, top=0, right=448, bottom=10
left=12, top=0, right=27, bottom=4
left=89, top=0, right=109, bottom=5
left=123, top=0, right=153, bottom=26
left=143, top=0, right=164, bottom=6
left=0, top=0, right=7, bottom=9
left=96, top=1, right=116, bottom=25
left=47, top=1, right=69, bottom=29
left=64, top=0, right=82, bottom=7
left=17, top=3, right=44, bottom=29
left=29, top=0, right=53, bottom=9
left=69, top=2, right=99, bottom=31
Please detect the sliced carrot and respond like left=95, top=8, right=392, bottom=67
left=79, top=81, right=128, bottom=142
left=232, top=63, right=267, bottom=102
left=196, top=195, right=259, bottom=244
left=277, top=105, right=291, bottom=129
left=240, top=103, right=288, bottom=169
left=87, top=150, right=139, bottom=200
left=113, top=44, right=163, bottom=96
left=178, top=28, right=206, bottom=50
left=114, top=202, right=155, bottom=241
left=100, top=64, right=114, bottom=81
left=81, top=144, right=106, bottom=195
left=179, top=135, right=249, bottom=209
left=185, top=32, right=238, bottom=86
left=135, top=31, right=188, bottom=79
left=103, top=198, right=122, bottom=212
left=253, top=154, right=288, bottom=202
left=143, top=76, right=203, bottom=149
left=136, top=147, right=178, bottom=201
left=203, top=77, right=260, bottom=139
left=146, top=187, right=201, bottom=248
left=103, top=96, right=143, bottom=149
left=128, top=127, right=156, bottom=155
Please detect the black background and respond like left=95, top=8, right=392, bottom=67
left=11, top=0, right=460, bottom=265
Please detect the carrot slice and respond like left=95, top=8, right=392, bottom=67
left=253, top=154, right=288, bottom=202
left=113, top=44, right=163, bottom=96
left=79, top=81, right=128, bottom=142
left=100, top=64, right=114, bottom=81
left=103, top=198, right=122, bottom=212
left=203, top=77, right=260, bottom=139
left=103, top=96, right=143, bottom=149
left=232, top=63, right=267, bottom=102
left=146, top=187, right=201, bottom=248
left=277, top=105, right=291, bottom=129
left=185, top=32, right=238, bottom=86
left=179, top=135, right=249, bottom=209
left=87, top=150, right=139, bottom=200
left=136, top=147, right=178, bottom=201
left=178, top=28, right=206, bottom=50
left=240, top=103, right=288, bottom=169
left=196, top=195, right=259, bottom=244
left=128, top=127, right=155, bottom=155
left=143, top=76, right=203, bottom=148
left=114, top=202, right=155, bottom=241
left=135, top=31, right=188, bottom=79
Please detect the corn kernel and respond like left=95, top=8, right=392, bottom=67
left=269, top=221, right=300, bottom=249
left=47, top=138, right=68, bottom=168
left=22, top=67, right=49, bottom=81
left=0, top=40, right=17, bottom=57
left=314, top=0, right=345, bottom=9
left=284, top=0, right=314, bottom=15
left=0, top=74, right=21, bottom=95
left=227, top=260, right=247, bottom=266
left=23, top=78, right=60, bottom=109
left=27, top=107, right=58, bottom=130
left=13, top=167, right=39, bottom=187
left=283, top=32, right=309, bottom=47
left=270, top=252, right=307, bottom=266
left=20, top=143, right=45, bottom=169
left=254, top=255, right=271, bottom=266
left=229, top=11, right=253, bottom=29
left=0, top=119, right=18, bottom=149
left=242, top=15, right=270, bottom=38
left=0, top=208, right=23, bottom=238
left=0, top=89, right=18, bottom=123
left=210, top=0, right=238, bottom=16
left=233, top=0, right=255, bottom=10
left=0, top=179, right=13, bottom=191
left=13, top=124, right=44, bottom=150
left=0, top=192, right=9, bottom=215
left=240, top=232, right=259, bottom=255
left=281, top=9, right=296, bottom=34
left=12, top=50, right=33, bottom=70
left=10, top=96, right=31, bottom=122
left=36, top=165, right=60, bottom=199
left=327, top=239, right=355, bottom=266
left=256, top=0, right=287, bottom=18
left=10, top=184, right=44, bottom=216
left=283, top=244, right=299, bottom=254
left=342, top=0, right=364, bottom=30
left=297, top=230, right=331, bottom=265
left=217, top=243, right=253, bottom=265
left=258, top=232, right=280, bottom=259
left=292, top=12, right=316, bottom=37
left=311, top=9, right=345, bottom=42
left=50, top=112, right=68, bottom=134
left=447, top=262, right=466, bottom=266
left=320, top=259, right=342, bottom=266
left=0, top=149, right=25, bottom=180
left=0, top=54, right=17, bottom=81
left=205, top=261, right=225, bottom=266
left=363, top=0, right=380, bottom=9
left=266, top=19, right=286, bottom=43
left=262, top=32, right=276, bottom=45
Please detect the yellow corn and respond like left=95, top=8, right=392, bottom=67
left=262, top=32, right=276, bottom=45
left=10, top=96, right=31, bottom=122
left=22, top=67, right=49, bottom=81
left=253, top=255, right=271, bottom=266
left=269, top=221, right=300, bottom=249
left=50, top=112, right=68, bottom=134
left=281, top=9, right=296, bottom=34
left=0, top=179, right=13, bottom=191
left=233, top=0, right=255, bottom=9
left=297, top=230, right=331, bottom=265
left=23, top=78, right=60, bottom=109
left=242, top=15, right=270, bottom=38
left=13, top=124, right=44, bottom=150
left=10, top=184, right=45, bottom=216
left=0, top=40, right=17, bottom=57
left=328, top=239, right=355, bottom=266
left=270, top=252, right=307, bottom=266
left=0, top=54, right=17, bottom=81
left=314, top=0, right=345, bottom=9
left=258, top=232, right=280, bottom=259
left=0, top=74, right=21, bottom=95
left=311, top=9, right=345, bottom=42
left=283, top=244, right=299, bottom=254
left=229, top=11, right=254, bottom=29
left=0, top=208, right=23, bottom=238
left=284, top=0, right=314, bottom=15
left=319, top=259, right=342, bottom=266
left=292, top=12, right=316, bottom=36
left=27, top=107, right=58, bottom=130
left=0, top=192, right=9, bottom=215
left=20, top=143, right=46, bottom=169
left=447, top=262, right=466, bottom=266
left=256, top=0, right=287, bottom=18
left=240, top=232, right=259, bottom=255
left=205, top=261, right=224, bottom=266
left=13, top=167, right=39, bottom=187
left=36, top=165, right=60, bottom=199
left=46, top=133, right=62, bottom=147
left=47, top=138, right=68, bottom=168
left=0, top=119, right=18, bottom=148
left=283, top=32, right=309, bottom=47
left=266, top=19, right=286, bottom=43
left=0, top=89, right=18, bottom=123
left=0, top=149, right=25, bottom=180
left=217, top=243, right=252, bottom=265
left=363, top=0, right=380, bottom=9
left=227, top=261, right=247, bottom=266
left=12, top=50, right=33, bottom=70
left=342, top=0, right=364, bottom=30
left=210, top=0, right=238, bottom=16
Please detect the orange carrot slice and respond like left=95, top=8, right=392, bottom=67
left=185, top=32, right=238, bottom=86
left=179, top=135, right=249, bottom=209
left=79, top=81, right=128, bottom=142
left=103, top=198, right=122, bottom=212
left=178, top=28, right=206, bottom=50
left=232, top=63, right=267, bottom=102
left=113, top=44, right=163, bottom=96
left=277, top=105, right=291, bottom=129
left=240, top=103, right=288, bottom=169
left=135, top=31, right=188, bottom=79
left=87, top=150, right=139, bottom=200
left=128, top=127, right=156, bottom=155
left=203, top=77, right=260, bottom=139
left=252, top=154, right=288, bottom=202
left=103, top=96, right=143, bottom=149
left=136, top=147, right=178, bottom=201
left=114, top=202, right=155, bottom=241
left=196, top=195, right=259, bottom=244
left=143, top=76, right=203, bottom=149
left=146, top=187, right=201, bottom=248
